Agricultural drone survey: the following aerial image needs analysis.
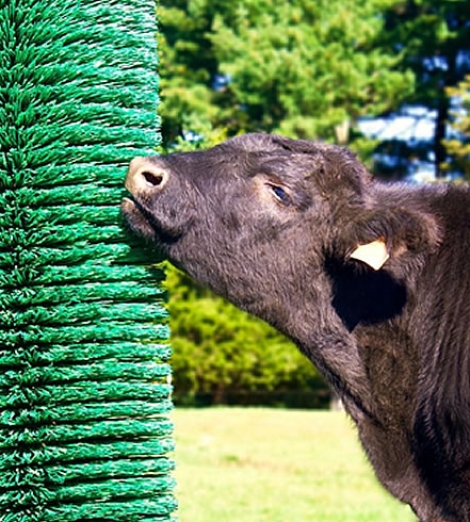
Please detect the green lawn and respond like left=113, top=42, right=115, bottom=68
left=173, top=408, right=416, bottom=522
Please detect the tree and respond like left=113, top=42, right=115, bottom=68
left=210, top=0, right=413, bottom=143
left=444, top=74, right=470, bottom=179
left=381, top=0, right=470, bottom=177
left=158, top=0, right=414, bottom=153
left=156, top=1, right=219, bottom=148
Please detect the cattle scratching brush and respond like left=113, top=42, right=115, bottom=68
left=0, top=1, right=177, bottom=520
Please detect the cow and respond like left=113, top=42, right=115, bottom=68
left=122, top=132, right=470, bottom=522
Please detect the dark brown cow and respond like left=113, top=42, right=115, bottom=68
left=122, top=133, right=470, bottom=522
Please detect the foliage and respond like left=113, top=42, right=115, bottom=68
left=444, top=74, right=470, bottom=179
left=157, top=0, right=413, bottom=152
left=380, top=0, right=470, bottom=176
left=209, top=0, right=413, bottom=142
left=157, top=0, right=470, bottom=174
left=165, top=124, right=230, bottom=154
left=165, top=264, right=326, bottom=405
left=157, top=0, right=219, bottom=148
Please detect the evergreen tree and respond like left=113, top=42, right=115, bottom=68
left=210, top=0, right=413, bottom=143
left=158, top=0, right=413, bottom=151
left=444, top=74, right=470, bottom=179
left=381, top=0, right=470, bottom=177
left=157, top=0, right=220, bottom=147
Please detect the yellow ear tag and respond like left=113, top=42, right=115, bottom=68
left=350, top=238, right=390, bottom=271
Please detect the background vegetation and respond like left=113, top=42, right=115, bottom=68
left=158, top=0, right=470, bottom=175
left=156, top=0, right=470, bottom=406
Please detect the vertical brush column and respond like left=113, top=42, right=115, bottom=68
left=0, top=1, right=177, bottom=521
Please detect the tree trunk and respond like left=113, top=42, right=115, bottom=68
left=434, top=87, right=449, bottom=179
left=212, top=382, right=226, bottom=405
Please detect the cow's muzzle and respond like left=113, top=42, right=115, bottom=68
left=125, top=157, right=169, bottom=195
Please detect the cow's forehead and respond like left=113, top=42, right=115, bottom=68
left=221, top=132, right=339, bottom=158
left=222, top=132, right=277, bottom=149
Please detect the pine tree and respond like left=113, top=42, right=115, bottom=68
left=381, top=0, right=470, bottom=177
left=444, top=74, right=470, bottom=179
left=158, top=0, right=413, bottom=150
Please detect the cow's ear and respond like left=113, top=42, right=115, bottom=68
left=337, top=207, right=440, bottom=270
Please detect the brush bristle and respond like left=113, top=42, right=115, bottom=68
left=0, top=1, right=176, bottom=520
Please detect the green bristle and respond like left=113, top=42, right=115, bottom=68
left=0, top=0, right=176, bottom=520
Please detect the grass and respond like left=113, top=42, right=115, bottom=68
left=173, top=408, right=416, bottom=522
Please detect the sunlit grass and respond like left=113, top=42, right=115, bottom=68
left=173, top=408, right=416, bottom=522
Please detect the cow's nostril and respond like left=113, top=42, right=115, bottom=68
left=143, top=170, right=164, bottom=187
left=126, top=157, right=169, bottom=194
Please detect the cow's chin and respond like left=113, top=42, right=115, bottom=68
left=121, top=197, right=162, bottom=244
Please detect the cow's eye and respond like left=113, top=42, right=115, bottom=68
left=268, top=184, right=292, bottom=206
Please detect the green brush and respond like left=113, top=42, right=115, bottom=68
left=0, top=0, right=176, bottom=520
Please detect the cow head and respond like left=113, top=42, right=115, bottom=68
left=122, top=133, right=438, bottom=343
